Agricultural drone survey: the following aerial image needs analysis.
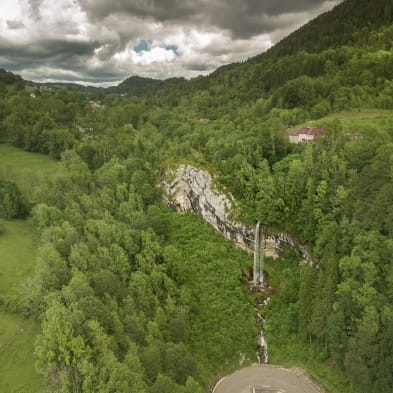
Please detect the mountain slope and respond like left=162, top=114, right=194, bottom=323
left=107, top=75, right=160, bottom=95
left=252, top=0, right=393, bottom=60
left=112, top=0, right=393, bottom=120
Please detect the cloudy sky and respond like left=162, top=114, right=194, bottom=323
left=0, top=0, right=341, bottom=87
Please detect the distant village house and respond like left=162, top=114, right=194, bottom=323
left=287, top=127, right=324, bottom=144
left=89, top=100, right=101, bottom=108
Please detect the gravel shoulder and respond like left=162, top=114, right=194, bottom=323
left=213, top=364, right=326, bottom=393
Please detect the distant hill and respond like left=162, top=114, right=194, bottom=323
left=0, top=69, right=25, bottom=88
left=106, top=75, right=160, bottom=95
left=5, top=0, right=393, bottom=112
left=33, top=82, right=104, bottom=91
left=251, top=0, right=393, bottom=61
left=210, top=62, right=240, bottom=75
left=111, top=0, right=393, bottom=117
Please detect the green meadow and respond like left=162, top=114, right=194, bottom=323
left=0, top=219, right=43, bottom=393
left=0, top=143, right=65, bottom=202
left=0, top=143, right=62, bottom=178
left=294, top=109, right=393, bottom=133
left=0, top=144, right=65, bottom=393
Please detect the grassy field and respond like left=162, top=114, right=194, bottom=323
left=0, top=219, right=38, bottom=297
left=322, top=108, right=393, bottom=120
left=0, top=310, right=43, bottom=393
left=0, top=219, right=43, bottom=393
left=0, top=143, right=65, bottom=203
left=0, top=145, right=64, bottom=393
left=291, top=109, right=393, bottom=132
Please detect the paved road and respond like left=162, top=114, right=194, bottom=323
left=213, top=364, right=324, bottom=393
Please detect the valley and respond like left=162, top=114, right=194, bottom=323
left=0, top=1, right=392, bottom=392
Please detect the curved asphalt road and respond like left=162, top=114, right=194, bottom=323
left=213, top=364, right=324, bottom=393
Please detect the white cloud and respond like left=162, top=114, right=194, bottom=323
left=1, top=0, right=90, bottom=44
left=1, top=0, right=23, bottom=21
left=0, top=0, right=342, bottom=85
left=116, top=45, right=176, bottom=66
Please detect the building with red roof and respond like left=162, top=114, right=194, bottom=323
left=287, top=127, right=324, bottom=144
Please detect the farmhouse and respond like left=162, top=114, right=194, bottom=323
left=287, top=127, right=324, bottom=143
left=89, top=100, right=102, bottom=108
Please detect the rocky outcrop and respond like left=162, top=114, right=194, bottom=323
left=159, top=164, right=311, bottom=262
left=159, top=164, right=254, bottom=250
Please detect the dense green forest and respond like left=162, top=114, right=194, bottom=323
left=0, top=0, right=393, bottom=392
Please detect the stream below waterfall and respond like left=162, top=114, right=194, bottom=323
left=255, top=295, right=271, bottom=364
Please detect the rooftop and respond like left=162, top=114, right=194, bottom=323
left=288, top=127, right=325, bottom=136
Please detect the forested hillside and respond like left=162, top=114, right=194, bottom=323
left=112, top=0, right=393, bottom=121
left=0, top=0, right=393, bottom=392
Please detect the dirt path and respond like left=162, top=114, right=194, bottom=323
left=213, top=364, right=325, bottom=393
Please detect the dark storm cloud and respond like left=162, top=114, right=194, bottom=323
left=79, top=0, right=338, bottom=38
left=205, top=0, right=338, bottom=38
left=0, top=38, right=100, bottom=80
left=28, top=0, right=45, bottom=20
left=79, top=0, right=198, bottom=23
left=0, top=37, right=125, bottom=85
left=0, top=39, right=98, bottom=63
left=6, top=20, right=25, bottom=29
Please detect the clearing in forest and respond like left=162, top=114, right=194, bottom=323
left=0, top=145, right=63, bottom=393
left=0, top=219, right=43, bottom=393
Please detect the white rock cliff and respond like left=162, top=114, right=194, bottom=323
left=159, top=164, right=311, bottom=262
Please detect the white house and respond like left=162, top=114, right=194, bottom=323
left=288, top=127, right=324, bottom=144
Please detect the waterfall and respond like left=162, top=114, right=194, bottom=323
left=253, top=222, right=265, bottom=286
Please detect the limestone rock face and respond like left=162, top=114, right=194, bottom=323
left=159, top=164, right=254, bottom=251
left=159, top=164, right=311, bottom=262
